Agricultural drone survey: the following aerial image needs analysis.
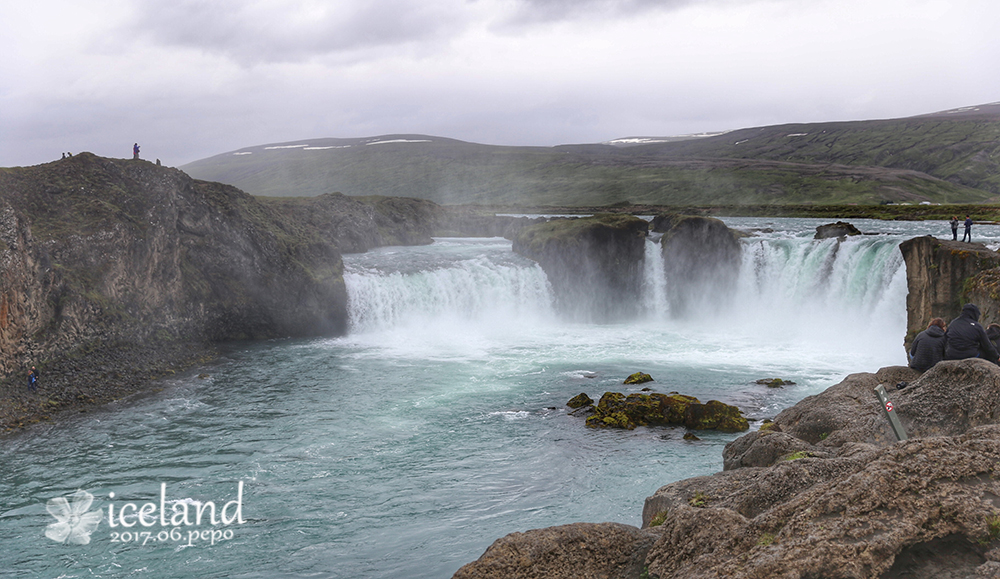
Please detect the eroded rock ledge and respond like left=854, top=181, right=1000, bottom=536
left=456, top=360, right=1000, bottom=579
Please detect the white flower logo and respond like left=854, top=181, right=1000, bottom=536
left=45, top=489, right=101, bottom=544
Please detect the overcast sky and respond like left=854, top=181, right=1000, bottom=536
left=2, top=0, right=998, bottom=168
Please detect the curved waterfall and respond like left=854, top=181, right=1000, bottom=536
left=346, top=234, right=907, bottom=338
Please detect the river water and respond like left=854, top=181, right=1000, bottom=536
left=1, top=218, right=995, bottom=578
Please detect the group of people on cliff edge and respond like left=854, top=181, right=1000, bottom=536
left=909, top=303, right=1000, bottom=372
left=950, top=215, right=974, bottom=242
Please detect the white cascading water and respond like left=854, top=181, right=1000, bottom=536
left=344, top=249, right=554, bottom=332
left=343, top=232, right=909, bottom=368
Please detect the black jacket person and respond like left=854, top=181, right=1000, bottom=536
left=909, top=319, right=947, bottom=371
left=945, top=303, right=999, bottom=362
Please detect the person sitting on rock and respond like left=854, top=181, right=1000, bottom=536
left=945, top=303, right=999, bottom=363
left=988, top=323, right=1000, bottom=354
left=909, top=318, right=947, bottom=372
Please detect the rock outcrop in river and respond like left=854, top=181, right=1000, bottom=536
left=655, top=214, right=741, bottom=317
left=456, top=359, right=1000, bottom=578
left=572, top=391, right=749, bottom=433
left=512, top=214, right=649, bottom=321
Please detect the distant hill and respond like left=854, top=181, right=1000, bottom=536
left=181, top=104, right=1000, bottom=206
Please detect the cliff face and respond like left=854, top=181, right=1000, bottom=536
left=0, top=154, right=348, bottom=397
left=655, top=215, right=741, bottom=317
left=511, top=214, right=649, bottom=321
left=898, top=236, right=1000, bottom=345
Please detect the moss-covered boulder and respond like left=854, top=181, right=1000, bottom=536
left=756, top=378, right=795, bottom=388
left=582, top=391, right=748, bottom=432
left=658, top=393, right=700, bottom=424
left=624, top=372, right=653, bottom=385
left=657, top=215, right=741, bottom=317
left=512, top=214, right=648, bottom=322
left=566, top=393, right=594, bottom=408
left=683, top=400, right=750, bottom=432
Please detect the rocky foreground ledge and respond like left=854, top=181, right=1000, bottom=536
left=455, top=359, right=1000, bottom=579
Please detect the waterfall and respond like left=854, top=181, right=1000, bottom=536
left=345, top=250, right=554, bottom=333
left=344, top=235, right=907, bottom=352
left=730, top=235, right=906, bottom=326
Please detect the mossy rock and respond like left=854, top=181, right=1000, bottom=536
left=658, top=393, right=701, bottom=424
left=586, top=411, right=635, bottom=429
left=623, top=393, right=664, bottom=426
left=756, top=378, right=796, bottom=388
left=683, top=400, right=749, bottom=432
left=624, top=372, right=654, bottom=385
left=579, top=390, right=746, bottom=432
left=597, top=392, right=627, bottom=412
left=567, top=392, right=594, bottom=409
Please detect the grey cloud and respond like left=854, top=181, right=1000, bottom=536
left=128, top=0, right=473, bottom=64
left=502, top=0, right=704, bottom=25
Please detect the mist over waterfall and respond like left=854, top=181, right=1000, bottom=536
left=342, top=220, right=913, bottom=370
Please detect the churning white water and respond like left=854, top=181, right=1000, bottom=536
left=1, top=217, right=994, bottom=579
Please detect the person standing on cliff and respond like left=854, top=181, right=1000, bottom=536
left=909, top=318, right=948, bottom=372
left=27, top=367, right=38, bottom=392
left=962, top=215, right=973, bottom=242
left=950, top=216, right=959, bottom=240
left=133, top=143, right=140, bottom=160
left=945, top=303, right=999, bottom=363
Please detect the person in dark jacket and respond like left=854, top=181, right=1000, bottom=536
left=909, top=318, right=947, bottom=371
left=945, top=303, right=999, bottom=362
left=988, top=324, right=1000, bottom=354
left=962, top=215, right=973, bottom=242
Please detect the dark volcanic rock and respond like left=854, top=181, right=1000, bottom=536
left=452, top=522, right=662, bottom=579
left=512, top=214, right=648, bottom=321
left=657, top=215, right=741, bottom=317
left=814, top=220, right=862, bottom=239
left=899, top=236, right=1000, bottom=348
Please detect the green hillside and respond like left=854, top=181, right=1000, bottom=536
left=181, top=104, right=1000, bottom=206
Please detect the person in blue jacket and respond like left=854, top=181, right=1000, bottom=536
left=962, top=215, right=973, bottom=242
left=945, top=303, right=999, bottom=363
left=27, top=366, right=38, bottom=392
left=909, top=318, right=947, bottom=372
